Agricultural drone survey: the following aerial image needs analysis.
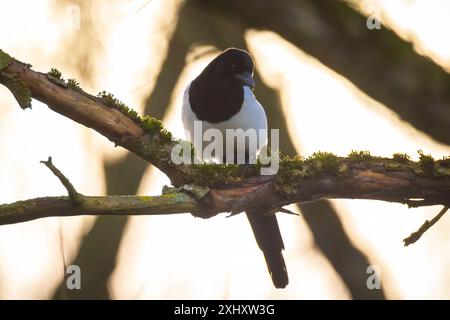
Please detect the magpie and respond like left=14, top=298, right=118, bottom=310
left=182, top=48, right=289, bottom=288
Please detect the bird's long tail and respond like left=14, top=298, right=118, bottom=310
left=246, top=211, right=289, bottom=288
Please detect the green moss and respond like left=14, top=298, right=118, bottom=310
left=67, top=78, right=82, bottom=91
left=280, top=152, right=338, bottom=176
left=47, top=68, right=62, bottom=79
left=2, top=75, right=32, bottom=109
left=413, top=167, right=426, bottom=175
left=280, top=155, right=304, bottom=167
left=337, top=163, right=350, bottom=178
left=182, top=184, right=210, bottom=200
left=408, top=151, right=450, bottom=177
left=46, top=70, right=81, bottom=91
left=279, top=156, right=304, bottom=176
left=278, top=157, right=307, bottom=183
left=191, top=162, right=252, bottom=185
left=162, top=185, right=181, bottom=194
left=385, top=162, right=404, bottom=170
left=307, top=151, right=339, bottom=172
left=0, top=49, right=13, bottom=71
left=141, top=115, right=162, bottom=132
left=141, top=115, right=172, bottom=141
left=161, top=193, right=178, bottom=199
left=418, top=150, right=434, bottom=171
left=438, top=156, right=450, bottom=167
left=277, top=152, right=343, bottom=188
left=97, top=90, right=141, bottom=123
left=138, top=196, right=152, bottom=202
left=46, top=68, right=67, bottom=88
left=385, top=153, right=411, bottom=171
left=434, top=165, right=450, bottom=176
left=348, top=150, right=372, bottom=161
left=392, top=152, right=411, bottom=163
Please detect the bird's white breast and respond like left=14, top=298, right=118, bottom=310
left=182, top=83, right=268, bottom=163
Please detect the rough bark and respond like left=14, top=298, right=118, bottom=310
left=1, top=156, right=449, bottom=226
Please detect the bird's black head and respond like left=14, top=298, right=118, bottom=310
left=203, top=48, right=255, bottom=89
left=188, top=48, right=256, bottom=123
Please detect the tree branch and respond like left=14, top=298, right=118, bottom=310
left=41, top=156, right=83, bottom=205
left=1, top=154, right=449, bottom=226
left=1, top=50, right=450, bottom=246
left=0, top=193, right=198, bottom=226
left=0, top=51, right=192, bottom=186
left=403, top=206, right=449, bottom=246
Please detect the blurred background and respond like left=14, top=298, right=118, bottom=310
left=0, top=0, right=450, bottom=299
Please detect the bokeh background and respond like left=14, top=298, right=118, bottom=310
left=1, top=0, right=450, bottom=299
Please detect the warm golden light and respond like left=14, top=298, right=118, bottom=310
left=0, top=0, right=449, bottom=299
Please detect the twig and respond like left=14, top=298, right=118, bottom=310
left=279, top=207, right=299, bottom=216
left=41, top=156, right=83, bottom=205
left=403, top=206, right=449, bottom=246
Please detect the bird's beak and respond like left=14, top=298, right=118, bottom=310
left=234, top=71, right=255, bottom=89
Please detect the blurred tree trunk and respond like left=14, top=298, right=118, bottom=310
left=199, top=0, right=450, bottom=145
left=52, top=0, right=126, bottom=299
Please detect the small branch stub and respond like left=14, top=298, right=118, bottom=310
left=403, top=206, right=449, bottom=246
left=41, top=156, right=83, bottom=206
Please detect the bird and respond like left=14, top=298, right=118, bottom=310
left=182, top=48, right=289, bottom=288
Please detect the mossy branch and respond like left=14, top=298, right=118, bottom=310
left=0, top=193, right=198, bottom=226
left=1, top=49, right=450, bottom=245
